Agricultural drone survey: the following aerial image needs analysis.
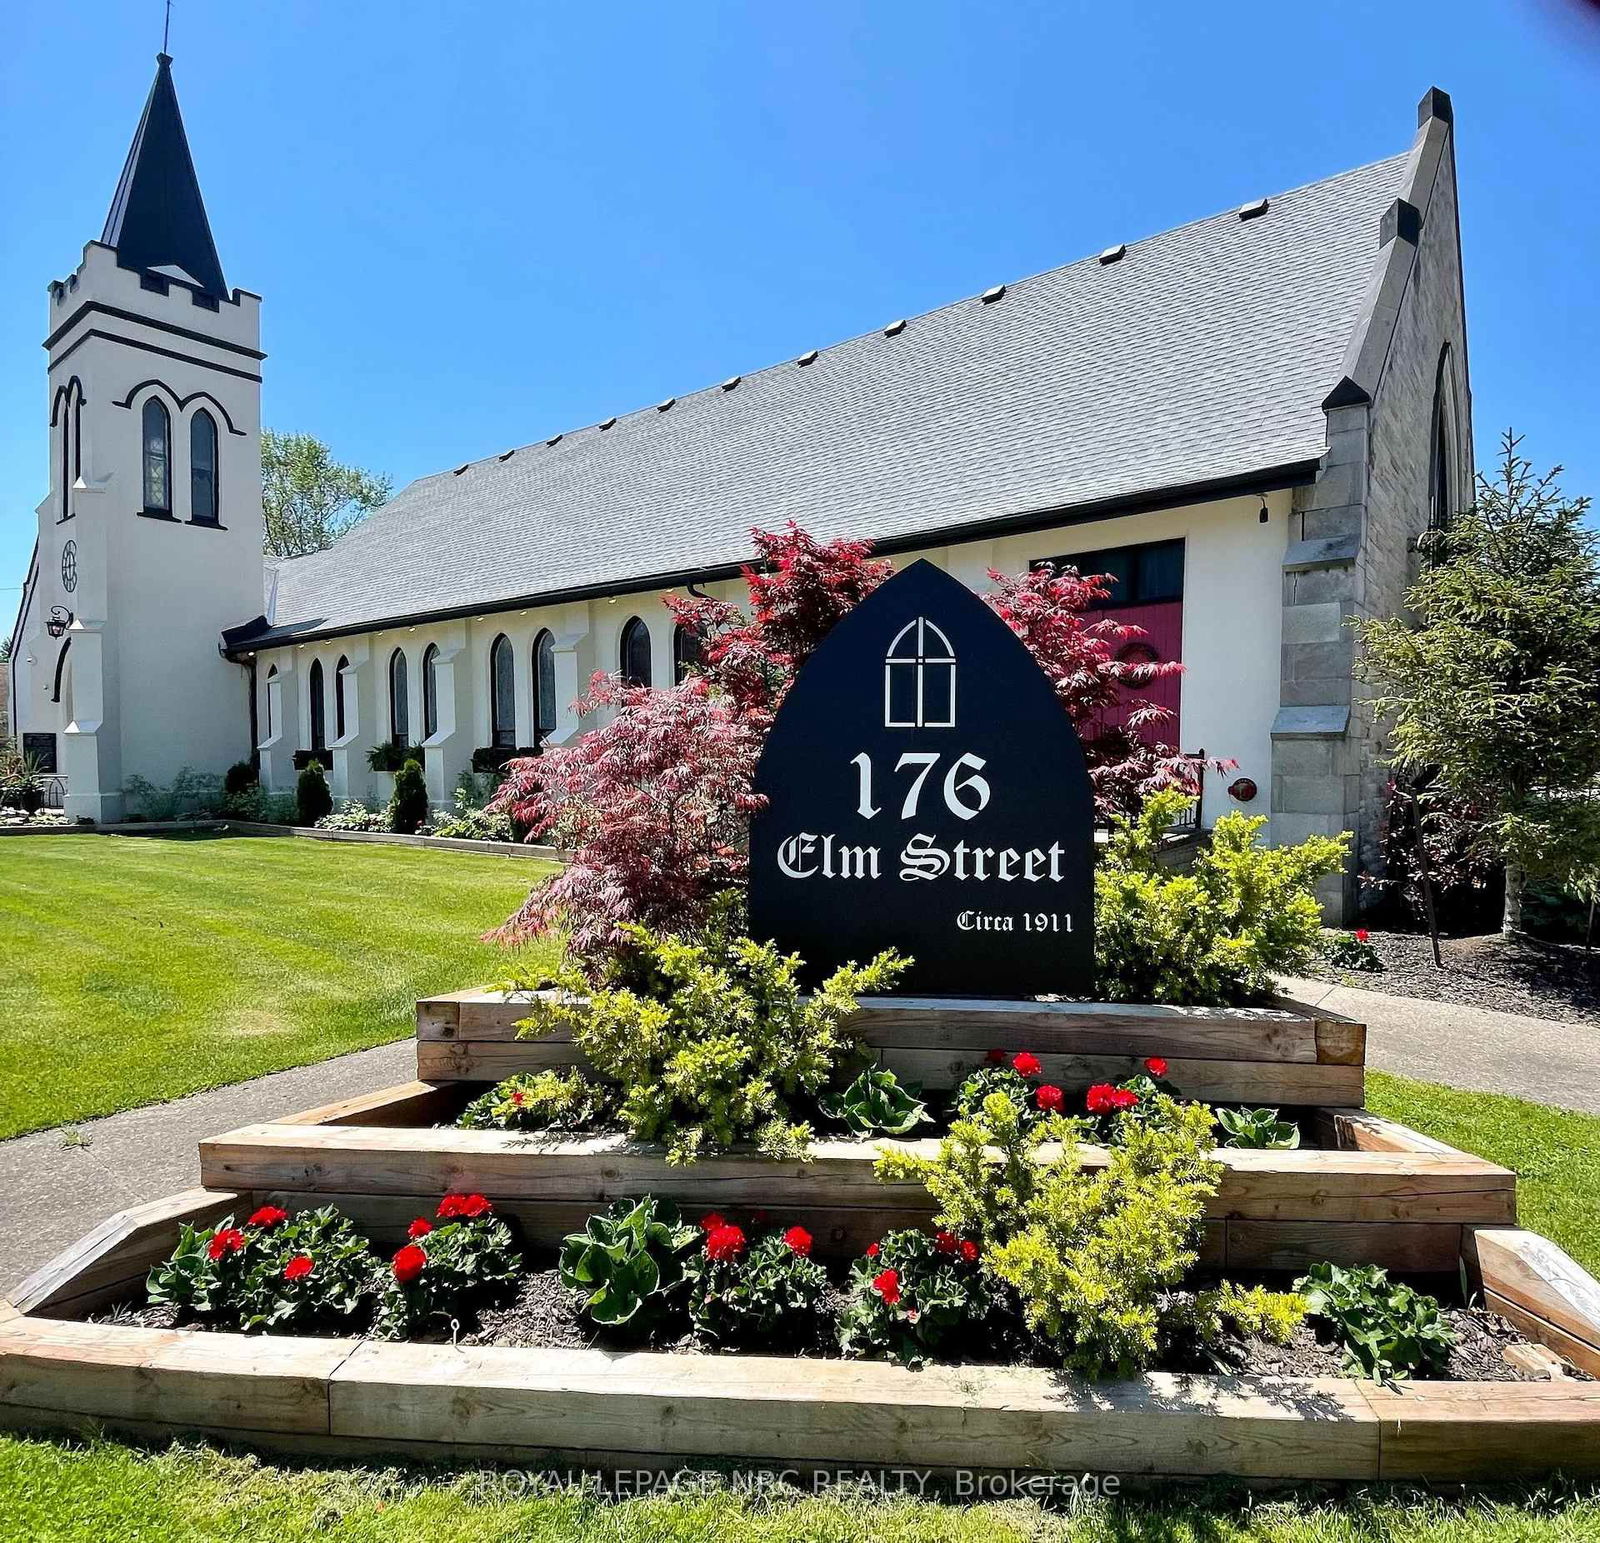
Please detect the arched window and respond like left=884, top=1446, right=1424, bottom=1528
left=141, top=397, right=171, bottom=514
left=422, top=644, right=439, bottom=739
left=489, top=634, right=516, bottom=747
left=1428, top=347, right=1459, bottom=533
left=308, top=659, right=327, bottom=751
left=190, top=409, right=219, bottom=524
left=884, top=617, right=956, bottom=729
left=55, top=380, right=82, bottom=521
left=619, top=617, right=652, bottom=688
left=672, top=623, right=702, bottom=683
left=334, top=655, right=349, bottom=740
left=389, top=649, right=409, bottom=748
left=51, top=638, right=71, bottom=704
left=533, top=629, right=557, bottom=740
left=264, top=665, right=280, bottom=741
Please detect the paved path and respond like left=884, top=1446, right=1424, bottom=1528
left=0, top=1039, right=414, bottom=1297
left=1280, top=977, right=1600, bottom=1117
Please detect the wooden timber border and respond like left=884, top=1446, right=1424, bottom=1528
left=3, top=1188, right=1599, bottom=1482
left=413, top=990, right=1368, bottom=1107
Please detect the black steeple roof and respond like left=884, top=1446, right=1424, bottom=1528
left=100, top=53, right=227, bottom=299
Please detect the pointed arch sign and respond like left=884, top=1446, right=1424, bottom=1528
left=750, top=560, right=1095, bottom=996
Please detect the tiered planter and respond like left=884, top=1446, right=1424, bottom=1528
left=4, top=989, right=1600, bottom=1480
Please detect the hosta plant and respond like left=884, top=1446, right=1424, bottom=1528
left=1295, top=1261, right=1455, bottom=1382
left=457, top=1069, right=613, bottom=1133
left=519, top=906, right=907, bottom=1162
left=148, top=1204, right=374, bottom=1334
left=837, top=1227, right=997, bottom=1367
left=371, top=1194, right=522, bottom=1340
left=682, top=1219, right=831, bottom=1345
left=559, top=1196, right=698, bottom=1328
left=1216, top=1105, right=1302, bottom=1149
left=820, top=1069, right=929, bottom=1137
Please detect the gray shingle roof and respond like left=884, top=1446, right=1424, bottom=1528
left=246, top=150, right=1407, bottom=647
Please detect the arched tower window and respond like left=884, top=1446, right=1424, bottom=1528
left=141, top=397, right=171, bottom=514
left=264, top=665, right=280, bottom=741
left=884, top=617, right=956, bottom=729
left=672, top=623, right=702, bottom=683
left=308, top=659, right=327, bottom=751
left=55, top=379, right=83, bottom=520
left=422, top=644, right=440, bottom=739
left=389, top=649, right=409, bottom=748
left=489, top=634, right=516, bottom=747
left=334, top=655, right=349, bottom=740
left=190, top=409, right=219, bottom=524
left=533, top=630, right=557, bottom=740
left=619, top=617, right=652, bottom=688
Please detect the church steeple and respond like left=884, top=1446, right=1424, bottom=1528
left=100, top=53, right=227, bottom=299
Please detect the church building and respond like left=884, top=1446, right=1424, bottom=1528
left=8, top=56, right=1473, bottom=917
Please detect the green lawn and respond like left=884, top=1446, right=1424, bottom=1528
left=0, top=833, right=555, bottom=1140
left=2, top=1435, right=1598, bottom=1542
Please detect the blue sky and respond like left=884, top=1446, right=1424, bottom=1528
left=3, top=0, right=1598, bottom=605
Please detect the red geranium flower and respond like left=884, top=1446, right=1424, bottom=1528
left=1144, top=1057, right=1168, bottom=1079
left=407, top=1217, right=433, bottom=1240
left=510, top=1089, right=525, bottom=1106
left=207, top=1227, right=246, bottom=1261
left=705, top=1224, right=746, bottom=1262
left=959, top=1239, right=980, bottom=1264
left=1011, top=1052, right=1042, bottom=1077
left=1035, top=1084, right=1065, bottom=1112
left=872, top=1268, right=902, bottom=1306
left=283, top=1254, right=314, bottom=1281
left=699, top=1211, right=727, bottom=1233
left=392, top=1243, right=427, bottom=1284
left=783, top=1225, right=813, bottom=1257
left=1355, top=928, right=1371, bottom=943
left=247, top=1205, right=288, bottom=1229
left=865, top=1242, right=880, bottom=1259
left=935, top=1229, right=958, bottom=1255
left=1087, top=1084, right=1141, bottom=1115
left=437, top=1193, right=491, bottom=1220
left=984, top=1048, right=1007, bottom=1065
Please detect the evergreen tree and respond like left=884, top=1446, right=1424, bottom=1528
left=391, top=758, right=429, bottom=835
left=1358, top=432, right=1600, bottom=934
left=296, top=760, right=333, bottom=827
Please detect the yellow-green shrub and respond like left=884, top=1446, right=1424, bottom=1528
left=1094, top=790, right=1349, bottom=1004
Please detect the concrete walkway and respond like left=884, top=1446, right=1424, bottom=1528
left=1280, top=976, right=1600, bottom=1117
left=0, top=1038, right=414, bottom=1297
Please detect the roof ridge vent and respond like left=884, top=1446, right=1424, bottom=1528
left=452, top=464, right=470, bottom=476
left=883, top=319, right=907, bottom=337
left=497, top=450, right=516, bottom=461
left=796, top=349, right=819, bottom=366
left=599, top=416, right=617, bottom=430
left=1237, top=198, right=1270, bottom=221
left=1098, top=244, right=1126, bottom=265
left=980, top=284, right=1006, bottom=303
left=721, top=375, right=741, bottom=391
left=546, top=434, right=563, bottom=447
left=656, top=397, right=676, bottom=412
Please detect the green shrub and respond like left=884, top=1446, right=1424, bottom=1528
left=682, top=1220, right=831, bottom=1345
left=430, top=781, right=515, bottom=842
left=837, top=1226, right=998, bottom=1367
left=1216, top=1106, right=1301, bottom=1149
left=1322, top=928, right=1384, bottom=972
left=1295, top=1261, right=1454, bottom=1381
left=878, top=1086, right=1223, bottom=1377
left=371, top=1195, right=521, bottom=1340
left=457, top=1068, right=612, bottom=1133
left=122, top=768, right=224, bottom=821
left=1161, top=1281, right=1308, bottom=1369
left=148, top=1204, right=373, bottom=1334
left=1094, top=790, right=1349, bottom=1005
left=295, top=760, right=332, bottom=827
left=389, top=758, right=428, bottom=834
left=819, top=1068, right=928, bottom=1136
left=316, top=799, right=390, bottom=832
left=559, top=1196, right=697, bottom=1327
left=952, top=1053, right=1057, bottom=1136
left=519, top=907, right=907, bottom=1162
left=223, top=759, right=257, bottom=797
left=221, top=785, right=297, bottom=824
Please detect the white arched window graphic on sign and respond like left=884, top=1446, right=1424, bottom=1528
left=884, top=617, right=956, bottom=729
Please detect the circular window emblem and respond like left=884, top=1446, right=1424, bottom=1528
left=60, top=541, right=78, bottom=593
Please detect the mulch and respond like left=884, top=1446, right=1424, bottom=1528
left=1315, top=930, right=1600, bottom=1028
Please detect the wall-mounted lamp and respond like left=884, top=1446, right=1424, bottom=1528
left=45, top=606, right=72, bottom=639
left=1228, top=776, right=1258, bottom=803
left=1258, top=500, right=1270, bottom=524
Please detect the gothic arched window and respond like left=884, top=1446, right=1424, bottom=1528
left=533, top=629, right=557, bottom=740
left=334, top=655, right=349, bottom=740
left=389, top=649, right=409, bottom=748
left=190, top=409, right=219, bottom=525
left=672, top=623, right=702, bottom=683
left=422, top=644, right=440, bottom=739
left=619, top=617, right=652, bottom=688
left=308, top=658, right=327, bottom=751
left=265, top=665, right=280, bottom=741
left=884, top=617, right=956, bottom=729
left=142, top=397, right=171, bottom=514
left=1428, top=346, right=1460, bottom=533
left=489, top=634, right=516, bottom=747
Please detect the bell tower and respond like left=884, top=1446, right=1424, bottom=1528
left=12, top=54, right=264, bottom=820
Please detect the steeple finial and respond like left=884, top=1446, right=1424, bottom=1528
left=100, top=49, right=227, bottom=298
left=162, top=0, right=172, bottom=55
